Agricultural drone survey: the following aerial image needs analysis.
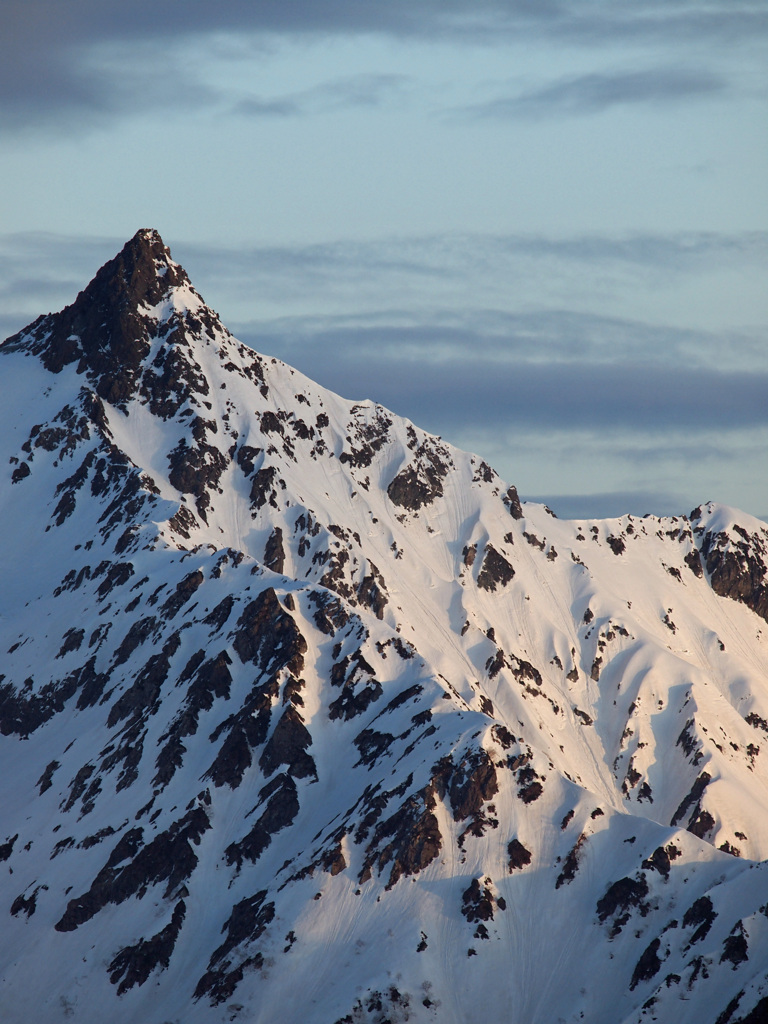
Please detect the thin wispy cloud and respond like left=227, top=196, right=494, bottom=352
left=234, top=74, right=410, bottom=119
left=0, top=1, right=763, bottom=130
left=457, top=67, right=728, bottom=120
left=242, top=324, right=768, bottom=434
left=3, top=228, right=766, bottom=369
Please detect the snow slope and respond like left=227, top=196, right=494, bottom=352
left=1, top=230, right=767, bottom=1024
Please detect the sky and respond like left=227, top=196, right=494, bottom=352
left=1, top=1, right=766, bottom=521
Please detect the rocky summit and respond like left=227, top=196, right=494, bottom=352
left=1, top=229, right=767, bottom=1024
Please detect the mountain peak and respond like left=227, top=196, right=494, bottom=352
left=102, top=227, right=185, bottom=295
left=2, top=230, right=210, bottom=406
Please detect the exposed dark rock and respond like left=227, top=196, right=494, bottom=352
left=2, top=230, right=189, bottom=393
left=264, top=526, right=285, bottom=574
left=516, top=764, right=544, bottom=804
left=99, top=720, right=146, bottom=792
left=168, top=504, right=198, bottom=539
left=676, top=719, right=700, bottom=760
left=476, top=545, right=515, bottom=592
left=0, top=833, right=18, bottom=862
left=225, top=774, right=299, bottom=869
left=356, top=562, right=388, bottom=619
left=236, top=444, right=262, bottom=477
left=671, top=771, right=711, bottom=828
left=334, top=987, right=414, bottom=1024
left=108, top=900, right=186, bottom=994
left=250, top=465, right=279, bottom=509
left=339, top=408, right=392, bottom=468
left=687, top=807, right=715, bottom=839
left=732, top=995, right=768, bottom=1023
left=685, top=547, right=703, bottom=577
left=507, top=838, right=532, bottom=872
left=485, top=647, right=506, bottom=678
left=203, top=595, right=235, bottom=633
left=376, top=685, right=421, bottom=718
left=259, top=411, right=283, bottom=435
left=596, top=876, right=649, bottom=933
left=329, top=679, right=383, bottom=721
left=642, top=843, right=680, bottom=880
left=78, top=825, right=117, bottom=850
left=204, top=676, right=276, bottom=789
left=321, top=838, right=347, bottom=876
left=308, top=591, right=350, bottom=636
left=62, top=763, right=95, bottom=813
left=714, top=992, right=744, bottom=1024
left=503, top=486, right=523, bottom=519
left=630, top=937, right=662, bottom=990
left=160, top=570, right=204, bottom=618
left=0, top=655, right=110, bottom=737
left=444, top=750, right=499, bottom=822
left=96, top=561, right=134, bottom=600
left=360, top=783, right=441, bottom=889
left=387, top=443, right=449, bottom=512
left=607, top=535, right=626, bottom=556
left=37, top=760, right=60, bottom=794
left=700, top=525, right=768, bottom=624
left=684, top=901, right=720, bottom=946
left=720, top=922, right=749, bottom=968
left=55, top=628, right=85, bottom=660
left=491, top=724, right=515, bottom=749
left=10, top=889, right=39, bottom=918
left=556, top=834, right=586, bottom=888
left=154, top=651, right=234, bottom=788
left=259, top=706, right=316, bottom=779
left=107, top=633, right=180, bottom=729
left=461, top=878, right=495, bottom=923
left=354, top=728, right=395, bottom=767
left=205, top=722, right=258, bottom=790
left=232, top=587, right=306, bottom=676
left=112, top=610, right=158, bottom=667
left=194, top=890, right=275, bottom=1004
left=523, top=531, right=545, bottom=551
left=52, top=836, right=75, bottom=858
left=55, top=807, right=210, bottom=931
left=168, top=439, right=227, bottom=521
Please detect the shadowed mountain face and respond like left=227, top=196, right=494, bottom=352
left=1, top=230, right=767, bottom=1024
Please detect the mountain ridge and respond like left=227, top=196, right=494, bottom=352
left=1, top=230, right=767, bottom=1024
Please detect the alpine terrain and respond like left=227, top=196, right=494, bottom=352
left=1, top=229, right=767, bottom=1024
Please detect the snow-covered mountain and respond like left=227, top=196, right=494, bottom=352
left=1, top=229, right=767, bottom=1024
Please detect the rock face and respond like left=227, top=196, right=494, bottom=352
left=1, top=233, right=767, bottom=1024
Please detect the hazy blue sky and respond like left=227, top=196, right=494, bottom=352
left=2, top=1, right=766, bottom=519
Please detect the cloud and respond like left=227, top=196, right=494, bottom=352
left=1, top=1, right=763, bottom=130
left=457, top=67, right=729, bottom=119
left=0, top=36, right=218, bottom=133
left=234, top=73, right=410, bottom=118
left=3, top=227, right=766, bottom=373
left=233, top=314, right=768, bottom=438
left=175, top=229, right=768, bottom=289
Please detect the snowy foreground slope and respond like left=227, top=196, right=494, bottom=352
left=1, top=230, right=767, bottom=1024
